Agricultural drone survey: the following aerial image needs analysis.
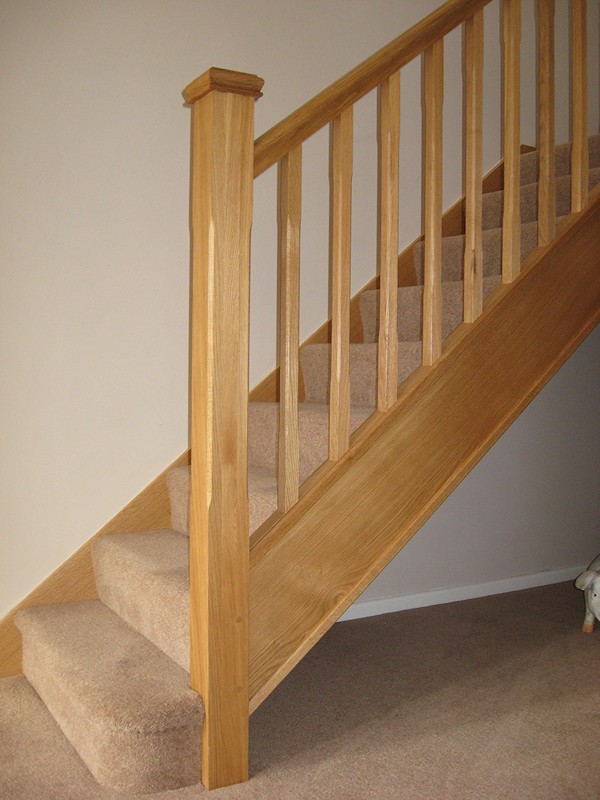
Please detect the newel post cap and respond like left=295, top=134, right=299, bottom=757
left=183, top=67, right=264, bottom=104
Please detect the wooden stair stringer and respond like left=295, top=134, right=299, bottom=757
left=248, top=193, right=600, bottom=712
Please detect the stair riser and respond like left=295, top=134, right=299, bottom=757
left=302, top=276, right=501, bottom=404
left=93, top=532, right=190, bottom=671
left=300, top=342, right=422, bottom=406
left=248, top=404, right=371, bottom=481
left=518, top=137, right=600, bottom=185
left=167, top=466, right=277, bottom=536
left=412, top=220, right=540, bottom=285
left=359, top=277, right=500, bottom=344
left=481, top=167, right=600, bottom=231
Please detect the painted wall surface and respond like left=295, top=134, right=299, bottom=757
left=1, top=0, right=599, bottom=617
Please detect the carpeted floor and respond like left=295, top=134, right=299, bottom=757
left=2, top=580, right=599, bottom=800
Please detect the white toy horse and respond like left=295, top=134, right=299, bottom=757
left=575, top=554, right=600, bottom=633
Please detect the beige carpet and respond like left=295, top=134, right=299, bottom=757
left=2, top=581, right=600, bottom=800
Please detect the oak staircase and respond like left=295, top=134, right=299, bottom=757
left=3, top=0, right=600, bottom=794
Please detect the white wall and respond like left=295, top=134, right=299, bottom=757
left=1, top=0, right=598, bottom=617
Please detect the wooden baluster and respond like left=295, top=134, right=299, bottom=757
left=463, top=9, right=484, bottom=322
left=329, top=107, right=353, bottom=461
left=571, top=0, right=588, bottom=212
left=278, top=146, right=302, bottom=511
left=537, top=0, right=556, bottom=245
left=423, top=38, right=444, bottom=366
left=183, top=67, right=263, bottom=790
left=377, top=71, right=401, bottom=411
left=502, top=0, right=521, bottom=283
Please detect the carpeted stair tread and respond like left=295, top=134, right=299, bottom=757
left=168, top=463, right=277, bottom=536
left=480, top=165, right=600, bottom=230
left=92, top=529, right=189, bottom=671
left=15, top=600, right=203, bottom=794
left=412, top=218, right=542, bottom=284
left=0, top=675, right=118, bottom=799
left=301, top=340, right=423, bottom=406
left=359, top=275, right=501, bottom=343
left=518, top=134, right=600, bottom=185
left=249, top=401, right=373, bottom=482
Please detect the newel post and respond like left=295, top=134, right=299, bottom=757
left=183, top=67, right=264, bottom=790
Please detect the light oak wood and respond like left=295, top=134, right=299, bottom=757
left=248, top=192, right=600, bottom=711
left=0, top=149, right=531, bottom=689
left=423, top=38, right=444, bottom=366
left=0, top=150, right=523, bottom=682
left=245, top=152, right=524, bottom=405
left=0, top=451, right=189, bottom=679
left=502, top=0, right=521, bottom=283
left=187, top=71, right=259, bottom=790
left=377, top=72, right=401, bottom=411
left=571, top=0, right=588, bottom=212
left=328, top=108, right=353, bottom=461
left=277, top=147, right=302, bottom=511
left=253, top=0, right=492, bottom=177
left=537, top=0, right=556, bottom=245
left=463, top=10, right=484, bottom=322
left=183, top=67, right=264, bottom=104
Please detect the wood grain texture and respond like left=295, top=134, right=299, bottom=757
left=537, top=0, right=556, bottom=245
left=328, top=108, right=353, bottom=461
left=571, top=0, right=588, bottom=212
left=463, top=10, right=484, bottom=322
left=422, top=38, right=444, bottom=366
left=246, top=152, right=520, bottom=404
left=248, top=191, right=600, bottom=712
left=377, top=72, right=401, bottom=411
left=277, top=147, right=302, bottom=511
left=183, top=67, right=264, bottom=104
left=0, top=451, right=189, bottom=679
left=188, top=86, right=255, bottom=789
left=253, top=0, right=492, bottom=177
left=502, top=0, right=521, bottom=282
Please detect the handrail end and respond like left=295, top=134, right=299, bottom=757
left=183, top=67, right=264, bottom=105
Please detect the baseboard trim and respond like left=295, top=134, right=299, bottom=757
left=339, top=566, right=585, bottom=621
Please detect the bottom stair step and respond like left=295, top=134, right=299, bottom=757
left=15, top=600, right=203, bottom=795
left=0, top=675, right=112, bottom=799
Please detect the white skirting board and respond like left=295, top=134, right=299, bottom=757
left=339, top=566, right=587, bottom=622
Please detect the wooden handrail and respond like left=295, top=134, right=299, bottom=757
left=253, top=0, right=492, bottom=177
